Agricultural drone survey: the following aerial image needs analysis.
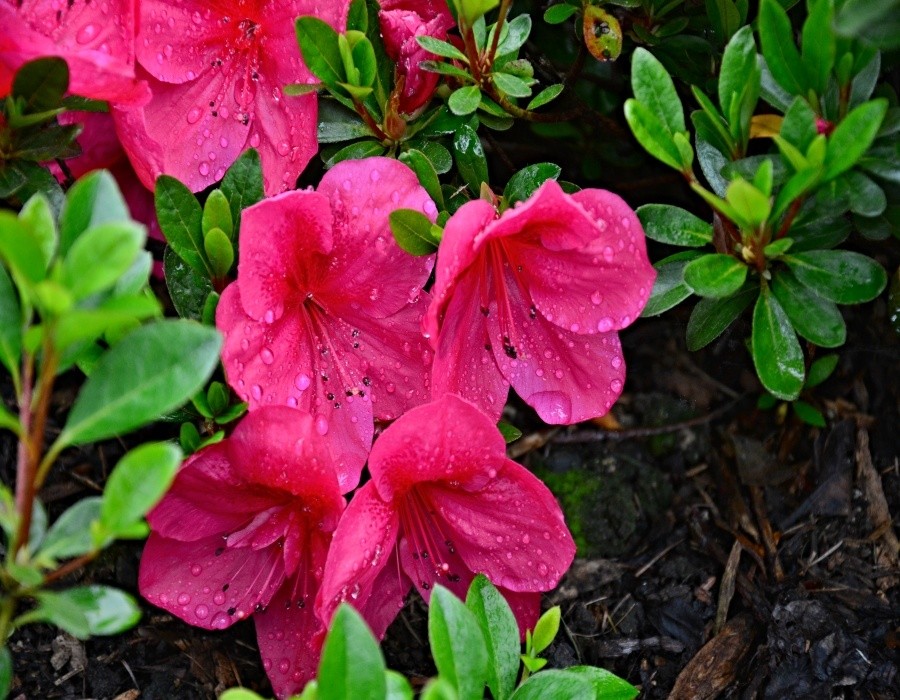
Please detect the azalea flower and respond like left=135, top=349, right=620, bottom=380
left=0, top=0, right=149, bottom=104
left=216, top=157, right=437, bottom=492
left=316, top=394, right=576, bottom=638
left=140, top=407, right=345, bottom=699
left=424, top=180, right=656, bottom=424
left=379, top=0, right=455, bottom=114
left=112, top=0, right=348, bottom=194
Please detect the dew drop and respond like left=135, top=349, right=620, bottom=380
left=294, top=373, right=311, bottom=391
left=610, top=379, right=623, bottom=393
left=187, top=107, right=202, bottom=124
left=277, top=141, right=290, bottom=156
left=199, top=162, right=210, bottom=176
left=611, top=355, right=622, bottom=369
left=602, top=246, right=615, bottom=262
left=249, top=133, right=261, bottom=147
left=598, top=317, right=613, bottom=332
left=190, top=564, right=202, bottom=576
left=590, top=291, right=603, bottom=305
left=251, top=384, right=263, bottom=400
left=260, top=348, right=274, bottom=364
left=177, top=593, right=191, bottom=606
left=211, top=611, right=231, bottom=629
left=213, top=591, right=226, bottom=605
left=194, top=604, right=210, bottom=619
left=278, top=659, right=291, bottom=674
left=76, top=23, right=98, bottom=44
left=315, top=416, right=329, bottom=435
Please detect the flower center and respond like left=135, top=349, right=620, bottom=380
left=399, top=488, right=461, bottom=589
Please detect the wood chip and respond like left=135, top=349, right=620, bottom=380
left=667, top=613, right=757, bottom=700
left=856, top=428, right=900, bottom=589
left=113, top=691, right=141, bottom=700
left=714, top=540, right=741, bottom=634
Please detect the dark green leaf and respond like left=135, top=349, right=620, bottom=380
left=527, top=83, right=564, bottom=110
left=164, top=247, right=213, bottom=321
left=40, top=498, right=103, bottom=560
left=849, top=52, right=881, bottom=108
left=779, top=98, right=817, bottom=154
left=453, top=124, right=489, bottom=192
left=636, top=204, right=713, bottom=247
left=822, top=99, right=888, bottom=182
left=630, top=48, right=685, bottom=135
left=793, top=400, right=825, bottom=427
left=0, top=646, right=11, bottom=699
left=503, top=163, right=561, bottom=206
left=784, top=250, right=887, bottom=303
left=10, top=161, right=65, bottom=217
left=841, top=171, right=886, bottom=217
left=683, top=254, right=748, bottom=297
left=318, top=605, right=386, bottom=700
left=510, top=670, right=594, bottom=700
left=296, top=16, right=345, bottom=89
left=806, top=353, right=839, bottom=388
left=466, top=575, right=519, bottom=700
left=449, top=85, right=482, bottom=115
left=0, top=264, right=22, bottom=377
left=752, top=287, right=804, bottom=400
left=706, top=0, right=742, bottom=44
left=59, top=320, right=222, bottom=446
left=155, top=175, right=208, bottom=277
left=417, top=35, right=469, bottom=62
left=544, top=4, right=577, bottom=24
left=771, top=268, right=845, bottom=347
left=12, top=57, right=69, bottom=112
left=100, top=442, right=182, bottom=534
left=323, top=139, right=385, bottom=168
left=718, top=26, right=757, bottom=116
left=429, top=586, right=488, bottom=700
left=493, top=72, right=532, bottom=98
left=317, top=100, right=374, bottom=143
left=759, top=0, right=807, bottom=96
left=389, top=209, right=439, bottom=256
left=642, top=252, right=702, bottom=317
left=399, top=149, right=445, bottom=209
left=801, top=0, right=835, bottom=95
left=566, top=666, right=639, bottom=699
left=496, top=421, right=522, bottom=443
left=59, top=170, right=130, bottom=254
left=624, top=99, right=683, bottom=171
left=62, top=222, right=145, bottom=300
left=686, top=285, right=758, bottom=350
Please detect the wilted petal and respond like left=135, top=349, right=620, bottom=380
left=140, top=533, right=285, bottom=629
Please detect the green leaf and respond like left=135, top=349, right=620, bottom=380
left=0, top=264, right=22, bottom=377
left=752, top=287, right=805, bottom=400
left=323, top=140, right=386, bottom=168
left=793, top=400, right=826, bottom=427
left=155, top=175, right=208, bottom=277
left=453, top=0, right=501, bottom=25
left=496, top=421, right=522, bottom=443
left=624, top=99, right=683, bottom=171
left=39, top=497, right=103, bottom=560
left=759, top=0, right=807, bottom=96
left=496, top=14, right=532, bottom=55
left=389, top=209, right=440, bottom=256
left=453, top=124, right=490, bottom=192
left=493, top=72, right=532, bottom=98
left=642, top=252, right=702, bottom=317
left=565, top=666, right=639, bottom=699
left=784, top=250, right=887, bottom=303
left=510, top=670, right=594, bottom=700
left=719, top=26, right=757, bottom=117
left=216, top=149, right=263, bottom=241
left=527, top=83, right=564, bottom=110
left=630, top=48, right=685, bottom=136
left=530, top=605, right=560, bottom=655
left=19, top=194, right=57, bottom=271
left=822, top=99, right=888, bottom=182
left=202, top=189, right=234, bottom=241
left=763, top=237, right=793, bottom=258
left=62, top=222, right=146, bottom=300
left=59, top=170, right=130, bottom=254
left=0, top=646, right=11, bottom=700
left=636, top=204, right=713, bottom=247
left=204, top=227, right=234, bottom=278
left=59, top=586, right=141, bottom=636
left=806, top=353, right=839, bottom=388
left=706, top=0, right=742, bottom=44
left=544, top=4, right=577, bottom=23
left=12, top=57, right=69, bottom=112
left=466, top=575, right=519, bottom=700
left=771, top=268, right=845, bottom=347
left=59, top=320, right=222, bottom=446
left=399, top=149, right=445, bottom=209
left=449, top=85, right=482, bottom=115
left=417, top=35, right=469, bottom=62
left=30, top=590, right=91, bottom=638
left=686, top=285, right=758, bottom=350
left=296, top=16, right=345, bottom=89
left=503, top=163, right=561, bottom=206
left=725, top=179, right=771, bottom=228
left=841, top=172, right=886, bottom=218
left=318, top=605, right=386, bottom=700
left=0, top=209, right=47, bottom=284
left=801, top=0, right=835, bottom=95
left=780, top=98, right=817, bottom=152
left=164, top=246, right=213, bottom=321
left=101, top=441, right=182, bottom=535
left=385, top=670, right=414, bottom=700
left=317, top=100, right=373, bottom=143
left=429, top=585, right=489, bottom=700
left=220, top=690, right=269, bottom=700
left=683, top=254, right=748, bottom=297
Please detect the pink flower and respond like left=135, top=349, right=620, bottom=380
left=112, top=0, right=348, bottom=194
left=316, top=394, right=576, bottom=638
left=216, top=157, right=437, bottom=492
left=140, top=407, right=345, bottom=699
left=424, top=180, right=655, bottom=424
left=0, top=0, right=149, bottom=105
left=379, top=0, right=455, bottom=114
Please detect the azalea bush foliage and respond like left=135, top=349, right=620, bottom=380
left=0, top=0, right=896, bottom=698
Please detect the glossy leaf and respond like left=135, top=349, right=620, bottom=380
left=566, top=666, right=639, bottom=699
left=296, top=17, right=345, bottom=88
left=466, top=575, right=519, bottom=700
left=164, top=247, right=213, bottom=321
left=204, top=227, right=234, bottom=278
left=59, top=170, right=131, bottom=254
left=822, top=99, right=888, bottom=182
left=624, top=100, right=683, bottom=171
left=759, top=0, right=807, bottom=96
left=642, top=252, right=702, bottom=317
left=801, top=0, right=835, bottom=95
left=318, top=605, right=386, bottom=700
left=399, top=149, right=445, bottom=209
left=684, top=254, right=748, bottom=298
left=771, top=269, right=845, bottom=347
left=527, top=84, right=564, bottom=110
left=155, top=176, right=208, bottom=277
left=389, top=209, right=440, bottom=256
left=454, top=125, right=489, bottom=192
left=417, top=35, right=469, bottom=62
left=630, top=48, right=685, bottom=136
left=62, top=222, right=146, bottom=300
left=784, top=250, right=887, bottom=303
left=530, top=605, right=560, bottom=655
left=503, top=163, right=562, bottom=206
left=636, top=204, right=713, bottom=247
left=752, top=287, right=804, bottom=400
left=0, top=264, right=21, bottom=377
left=59, top=320, right=222, bottom=446
left=511, top=670, right=594, bottom=700
left=805, top=353, right=839, bottom=388
left=429, top=586, right=488, bottom=700
left=40, top=497, right=103, bottom=560
left=686, top=285, right=758, bottom=350
left=12, top=57, right=68, bottom=112
left=719, top=26, right=757, bottom=116
left=449, top=86, right=482, bottom=115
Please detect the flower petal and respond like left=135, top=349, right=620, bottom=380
left=424, top=461, right=575, bottom=592
left=368, top=395, right=507, bottom=501
left=136, top=1, right=224, bottom=84
left=140, top=533, right=285, bottom=629
left=217, top=284, right=372, bottom=493
left=486, top=267, right=625, bottom=423
left=316, top=482, right=407, bottom=638
left=316, top=157, right=436, bottom=319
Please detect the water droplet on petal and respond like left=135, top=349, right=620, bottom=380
left=611, top=355, right=622, bottom=369
left=598, top=317, right=613, bottom=332
left=213, top=591, right=226, bottom=605
left=590, top=291, right=603, bottom=305
left=603, top=246, right=615, bottom=262
left=260, top=348, right=274, bottom=364
left=199, top=162, right=210, bottom=176
left=315, top=416, right=329, bottom=435
left=177, top=593, right=191, bottom=606
left=190, top=564, right=202, bottom=576
left=294, top=373, right=311, bottom=391
left=249, top=133, right=261, bottom=147
left=251, top=384, right=262, bottom=400
left=277, top=141, right=290, bottom=156
left=76, top=23, right=98, bottom=44
left=211, top=611, right=231, bottom=629
left=610, top=379, right=623, bottom=393
left=194, top=604, right=209, bottom=619
left=187, top=107, right=202, bottom=124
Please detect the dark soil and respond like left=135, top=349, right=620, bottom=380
left=6, top=286, right=899, bottom=700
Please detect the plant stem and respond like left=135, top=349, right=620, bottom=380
left=775, top=196, right=805, bottom=239
left=11, top=354, right=34, bottom=556
left=486, top=0, right=512, bottom=66
left=43, top=552, right=98, bottom=585
left=353, top=100, right=390, bottom=143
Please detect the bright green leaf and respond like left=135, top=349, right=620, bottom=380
left=466, top=575, right=519, bottom=700
left=317, top=604, right=386, bottom=700
left=429, top=585, right=488, bottom=700
left=683, top=254, right=748, bottom=297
